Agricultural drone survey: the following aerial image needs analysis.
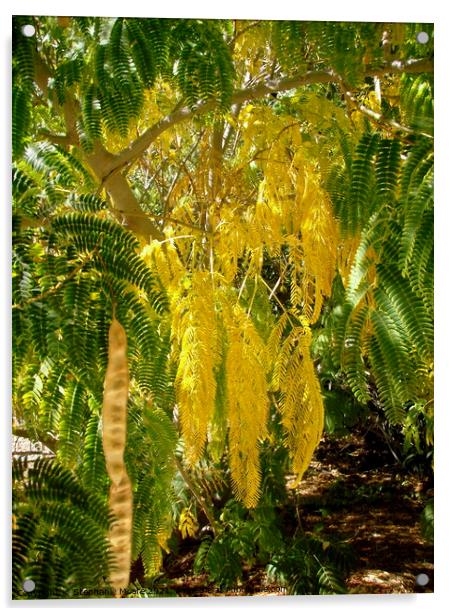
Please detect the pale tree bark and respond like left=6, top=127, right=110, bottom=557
left=31, top=52, right=164, bottom=241
left=85, top=146, right=165, bottom=241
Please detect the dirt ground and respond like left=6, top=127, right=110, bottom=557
left=140, top=432, right=434, bottom=597
left=295, top=433, right=434, bottom=594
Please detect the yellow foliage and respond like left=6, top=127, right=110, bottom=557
left=172, top=271, right=220, bottom=465
left=242, top=108, right=339, bottom=322
left=141, top=239, right=186, bottom=295
left=337, top=236, right=361, bottom=287
left=141, top=517, right=173, bottom=575
left=222, top=301, right=269, bottom=508
left=178, top=508, right=199, bottom=539
left=232, top=21, right=273, bottom=85
left=139, top=103, right=342, bottom=507
left=271, top=323, right=324, bottom=485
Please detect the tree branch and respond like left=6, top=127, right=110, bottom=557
left=86, top=145, right=165, bottom=241
left=37, top=129, right=75, bottom=147
left=13, top=425, right=59, bottom=454
left=30, top=44, right=433, bottom=244
left=30, top=31, right=165, bottom=242
left=108, top=57, right=433, bottom=177
left=32, top=51, right=79, bottom=145
left=345, top=92, right=433, bottom=139
left=334, top=67, right=433, bottom=139
left=222, top=102, right=243, bottom=153
left=12, top=248, right=97, bottom=310
left=103, top=171, right=165, bottom=241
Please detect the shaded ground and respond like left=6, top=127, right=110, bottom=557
left=145, top=432, right=434, bottom=596
left=295, top=433, right=433, bottom=594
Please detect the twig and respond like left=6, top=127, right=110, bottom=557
left=334, top=71, right=433, bottom=140
left=154, top=214, right=204, bottom=234
left=246, top=275, right=259, bottom=316
left=162, top=130, right=205, bottom=222
left=228, top=20, right=261, bottom=49
left=260, top=277, right=296, bottom=328
left=344, top=91, right=433, bottom=139
left=173, top=456, right=218, bottom=534
left=12, top=248, right=97, bottom=310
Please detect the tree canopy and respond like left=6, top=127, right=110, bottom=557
left=12, top=16, right=433, bottom=598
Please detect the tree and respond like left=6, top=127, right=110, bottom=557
left=12, top=16, right=433, bottom=596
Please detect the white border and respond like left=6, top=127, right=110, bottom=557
left=2, top=2, right=451, bottom=614
left=2, top=0, right=444, bottom=21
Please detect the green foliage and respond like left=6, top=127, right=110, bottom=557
left=400, top=74, right=434, bottom=134
left=420, top=499, right=434, bottom=544
left=172, top=20, right=235, bottom=110
left=12, top=16, right=35, bottom=158
left=49, top=213, right=168, bottom=313
left=266, top=532, right=352, bottom=594
left=322, top=387, right=365, bottom=435
left=324, top=131, right=433, bottom=434
left=24, top=142, right=96, bottom=190
left=271, top=21, right=308, bottom=73
left=12, top=175, right=170, bottom=437
left=91, top=20, right=144, bottom=138
left=12, top=154, right=176, bottom=566
left=82, top=409, right=108, bottom=489
left=193, top=497, right=285, bottom=589
left=12, top=15, right=236, bottom=151
left=189, top=431, right=290, bottom=588
left=13, top=86, right=31, bottom=160
left=127, top=403, right=177, bottom=576
left=190, top=436, right=295, bottom=591
left=194, top=533, right=243, bottom=589
left=272, top=21, right=385, bottom=85
left=12, top=457, right=111, bottom=599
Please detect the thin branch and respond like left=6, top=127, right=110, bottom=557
left=158, top=234, right=195, bottom=244
left=228, top=20, right=261, bottom=49
left=12, top=249, right=97, bottom=310
left=32, top=51, right=79, bottom=145
left=152, top=214, right=204, bottom=234
left=173, top=456, right=218, bottom=534
left=37, top=130, right=74, bottom=147
left=209, top=121, right=224, bottom=202
left=180, top=160, right=202, bottom=205
left=107, top=57, right=433, bottom=177
left=222, top=101, right=243, bottom=153
left=268, top=276, right=282, bottom=301
left=246, top=275, right=259, bottom=316
left=335, top=73, right=433, bottom=139
left=349, top=95, right=433, bottom=139
left=260, top=277, right=296, bottom=328
left=162, top=130, right=205, bottom=222
left=31, top=33, right=162, bottom=241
